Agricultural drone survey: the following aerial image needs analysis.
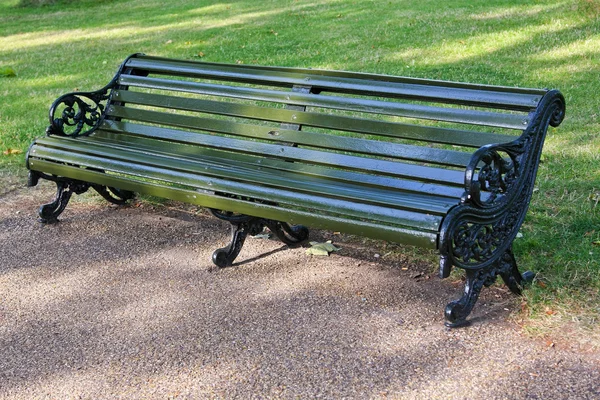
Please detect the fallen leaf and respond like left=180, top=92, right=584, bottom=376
left=305, top=246, right=329, bottom=256
left=592, top=241, right=600, bottom=246
left=3, top=148, right=22, bottom=156
left=306, top=241, right=340, bottom=256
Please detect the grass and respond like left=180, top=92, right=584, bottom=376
left=1, top=0, right=599, bottom=341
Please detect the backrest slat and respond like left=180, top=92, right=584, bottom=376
left=126, top=57, right=545, bottom=110
left=118, top=75, right=529, bottom=129
left=100, top=54, right=549, bottom=191
left=105, top=105, right=473, bottom=167
left=112, top=90, right=516, bottom=148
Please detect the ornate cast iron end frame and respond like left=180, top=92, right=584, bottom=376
left=438, top=90, right=565, bottom=327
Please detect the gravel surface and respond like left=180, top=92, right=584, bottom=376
left=1, top=182, right=599, bottom=399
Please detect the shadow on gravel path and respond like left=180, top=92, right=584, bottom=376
left=1, top=183, right=599, bottom=399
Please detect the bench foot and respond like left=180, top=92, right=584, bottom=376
left=212, top=218, right=264, bottom=268
left=38, top=180, right=89, bottom=224
left=445, top=268, right=492, bottom=328
left=265, top=221, right=309, bottom=246
left=445, top=247, right=530, bottom=327
left=211, top=215, right=309, bottom=267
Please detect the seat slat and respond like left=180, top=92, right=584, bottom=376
left=28, top=158, right=439, bottom=248
left=30, top=142, right=446, bottom=231
left=106, top=105, right=472, bottom=167
left=126, top=56, right=545, bottom=110
left=90, top=131, right=466, bottom=199
left=34, top=137, right=458, bottom=215
left=113, top=90, right=516, bottom=148
left=101, top=120, right=466, bottom=186
left=118, top=75, right=529, bottom=130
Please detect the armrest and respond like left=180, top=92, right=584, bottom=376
left=46, top=82, right=115, bottom=137
left=462, top=90, right=566, bottom=209
left=45, top=54, right=144, bottom=138
left=438, top=90, right=565, bottom=276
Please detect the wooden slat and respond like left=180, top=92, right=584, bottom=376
left=100, top=120, right=466, bottom=186
left=117, top=75, right=530, bottom=130
left=90, top=131, right=466, bottom=199
left=126, top=56, right=545, bottom=110
left=105, top=105, right=472, bottom=167
left=113, top=90, right=517, bottom=148
left=27, top=158, right=439, bottom=248
left=33, top=136, right=458, bottom=214
left=31, top=145, right=444, bottom=230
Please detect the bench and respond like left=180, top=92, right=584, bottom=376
left=26, top=54, right=565, bottom=327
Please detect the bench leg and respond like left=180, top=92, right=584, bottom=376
left=444, top=246, right=533, bottom=327
left=444, top=268, right=494, bottom=328
left=92, top=185, right=135, bottom=205
left=265, top=221, right=309, bottom=246
left=212, top=218, right=265, bottom=268
left=497, top=248, right=535, bottom=295
left=38, top=179, right=90, bottom=224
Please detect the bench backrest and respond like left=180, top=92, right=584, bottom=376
left=95, top=55, right=548, bottom=202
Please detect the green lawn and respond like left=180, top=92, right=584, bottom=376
left=1, top=0, right=599, bottom=339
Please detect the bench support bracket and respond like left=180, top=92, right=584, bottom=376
left=29, top=171, right=135, bottom=223
left=444, top=247, right=533, bottom=327
left=210, top=210, right=308, bottom=268
left=37, top=179, right=90, bottom=224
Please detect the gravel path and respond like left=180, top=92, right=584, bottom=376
left=1, top=183, right=599, bottom=399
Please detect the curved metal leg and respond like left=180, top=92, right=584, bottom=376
left=212, top=222, right=249, bottom=268
left=38, top=180, right=90, bottom=224
left=92, top=185, right=135, bottom=205
left=212, top=218, right=265, bottom=268
left=39, top=181, right=72, bottom=224
left=497, top=248, right=525, bottom=295
left=445, top=268, right=494, bottom=328
left=444, top=246, right=533, bottom=327
left=266, top=221, right=309, bottom=246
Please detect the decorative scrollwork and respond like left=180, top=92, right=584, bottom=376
left=440, top=90, right=566, bottom=274
left=46, top=88, right=113, bottom=137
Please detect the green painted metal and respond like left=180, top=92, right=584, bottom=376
left=31, top=144, right=444, bottom=231
left=32, top=137, right=458, bottom=215
left=105, top=104, right=472, bottom=167
left=101, top=120, right=466, bottom=186
left=125, top=56, right=545, bottom=110
left=89, top=131, right=467, bottom=198
left=113, top=90, right=516, bottom=148
left=118, top=75, right=529, bottom=130
left=27, top=54, right=565, bottom=327
left=28, top=158, right=439, bottom=248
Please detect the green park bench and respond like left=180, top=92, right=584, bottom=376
left=25, top=54, right=565, bottom=327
